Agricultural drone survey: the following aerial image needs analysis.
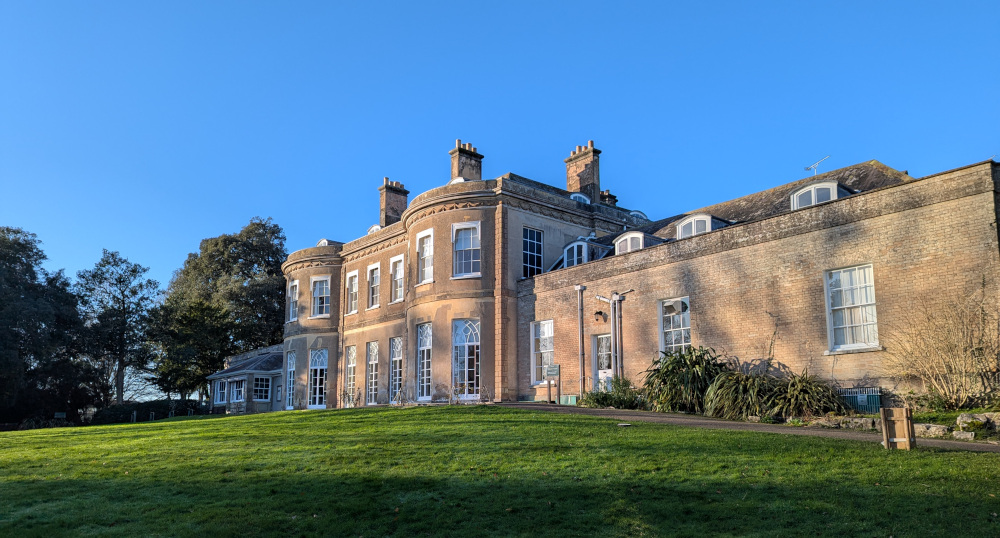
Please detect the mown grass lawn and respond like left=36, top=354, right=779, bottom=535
left=1, top=406, right=998, bottom=537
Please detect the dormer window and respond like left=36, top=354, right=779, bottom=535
left=676, top=214, right=715, bottom=240
left=564, top=242, right=587, bottom=267
left=615, top=232, right=644, bottom=255
left=629, top=210, right=649, bottom=221
left=791, top=182, right=839, bottom=210
left=570, top=193, right=591, bottom=204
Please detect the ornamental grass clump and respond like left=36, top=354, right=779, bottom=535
left=704, top=370, right=777, bottom=420
left=767, top=370, right=846, bottom=418
left=642, top=347, right=731, bottom=413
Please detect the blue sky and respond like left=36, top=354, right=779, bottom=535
left=2, top=2, right=998, bottom=288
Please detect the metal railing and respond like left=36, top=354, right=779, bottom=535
left=838, top=387, right=882, bottom=414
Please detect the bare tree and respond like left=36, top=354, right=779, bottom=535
left=881, top=279, right=1000, bottom=409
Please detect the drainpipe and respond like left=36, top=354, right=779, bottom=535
left=609, top=296, right=618, bottom=379
left=575, top=285, right=586, bottom=396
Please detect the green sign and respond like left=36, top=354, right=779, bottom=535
left=544, top=364, right=560, bottom=377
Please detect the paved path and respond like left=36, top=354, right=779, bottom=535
left=499, top=402, right=1000, bottom=453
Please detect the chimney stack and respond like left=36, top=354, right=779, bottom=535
left=565, top=140, right=601, bottom=201
left=449, top=139, right=483, bottom=181
left=599, top=189, right=617, bottom=207
left=379, top=177, right=409, bottom=227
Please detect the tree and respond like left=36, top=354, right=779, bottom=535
left=0, top=227, right=98, bottom=423
left=75, top=250, right=159, bottom=406
left=881, top=279, right=1000, bottom=409
left=165, top=217, right=287, bottom=351
left=149, top=217, right=286, bottom=399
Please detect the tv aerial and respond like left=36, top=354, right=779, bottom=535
left=805, top=156, right=830, bottom=176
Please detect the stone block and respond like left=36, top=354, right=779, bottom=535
left=953, top=431, right=976, bottom=441
left=913, top=423, right=951, bottom=438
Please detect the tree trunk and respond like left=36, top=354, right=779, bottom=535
left=115, top=357, right=125, bottom=405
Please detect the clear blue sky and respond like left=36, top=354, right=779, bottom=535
left=2, top=1, right=998, bottom=288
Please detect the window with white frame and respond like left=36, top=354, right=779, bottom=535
left=661, top=297, right=691, bottom=354
left=286, top=352, right=295, bottom=410
left=452, top=222, right=481, bottom=277
left=214, top=380, right=227, bottom=404
left=308, top=349, right=328, bottom=408
left=531, top=320, right=554, bottom=383
left=676, top=215, right=712, bottom=239
left=389, top=255, right=404, bottom=303
left=615, top=232, right=644, bottom=255
left=417, top=323, right=432, bottom=400
left=791, top=181, right=839, bottom=210
left=570, top=192, right=591, bottom=204
left=287, top=281, right=298, bottom=322
left=345, top=345, right=357, bottom=406
left=416, top=229, right=433, bottom=284
left=345, top=271, right=359, bottom=314
left=389, top=337, right=402, bottom=403
left=522, top=227, right=543, bottom=278
left=826, top=265, right=878, bottom=350
left=452, top=319, right=481, bottom=398
left=253, top=376, right=271, bottom=401
left=231, top=379, right=245, bottom=402
left=366, top=341, right=379, bottom=405
left=367, top=264, right=380, bottom=309
left=595, top=334, right=612, bottom=372
left=564, top=242, right=586, bottom=268
left=311, top=276, right=330, bottom=317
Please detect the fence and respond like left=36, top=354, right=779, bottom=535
left=838, top=387, right=882, bottom=414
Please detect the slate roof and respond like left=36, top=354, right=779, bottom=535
left=207, top=348, right=283, bottom=379
left=596, top=160, right=913, bottom=246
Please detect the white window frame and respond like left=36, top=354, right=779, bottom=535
left=615, top=232, right=645, bottom=255
left=531, top=320, right=554, bottom=384
left=570, top=192, right=591, bottom=204
left=310, top=275, right=331, bottom=318
left=344, top=345, right=357, bottom=407
left=451, top=221, right=482, bottom=279
left=564, top=242, right=588, bottom=268
left=791, top=181, right=839, bottom=210
left=417, top=323, right=432, bottom=401
left=366, top=341, right=379, bottom=405
left=345, top=270, right=359, bottom=315
left=389, top=337, right=403, bottom=403
left=252, top=376, right=271, bottom=402
left=231, top=379, right=245, bottom=403
left=367, top=263, right=380, bottom=310
left=824, top=264, right=879, bottom=352
left=308, top=349, right=328, bottom=409
left=287, top=280, right=299, bottom=322
left=416, top=229, right=434, bottom=285
left=660, top=296, right=691, bottom=354
left=389, top=254, right=405, bottom=304
left=285, top=352, right=295, bottom=410
left=452, top=319, right=481, bottom=399
left=214, top=380, right=227, bottom=404
left=522, top=227, right=543, bottom=278
left=676, top=215, right=713, bottom=240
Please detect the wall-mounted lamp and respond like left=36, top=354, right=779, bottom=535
left=594, top=310, right=607, bottom=322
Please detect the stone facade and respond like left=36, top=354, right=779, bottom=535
left=277, top=140, right=1000, bottom=409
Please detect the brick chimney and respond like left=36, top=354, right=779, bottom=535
left=565, top=140, right=601, bottom=201
left=379, top=177, right=409, bottom=227
left=449, top=139, right=483, bottom=181
left=599, top=189, right=617, bottom=207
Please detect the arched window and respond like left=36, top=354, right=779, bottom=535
left=791, top=181, right=839, bottom=210
left=615, top=232, right=645, bottom=255
left=564, top=242, right=587, bottom=267
left=676, top=214, right=715, bottom=240
left=452, top=320, right=481, bottom=398
left=629, top=210, right=649, bottom=221
left=570, top=192, right=591, bottom=204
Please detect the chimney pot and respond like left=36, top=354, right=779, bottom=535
left=456, top=139, right=462, bottom=148
left=588, top=140, right=594, bottom=148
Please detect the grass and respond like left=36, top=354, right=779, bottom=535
left=2, top=406, right=999, bottom=537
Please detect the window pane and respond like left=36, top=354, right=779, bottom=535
left=797, top=190, right=812, bottom=207
left=681, top=222, right=692, bottom=237
left=695, top=219, right=707, bottom=234
left=816, top=187, right=832, bottom=203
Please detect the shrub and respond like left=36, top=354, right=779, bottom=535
left=642, top=347, right=731, bottom=413
left=704, top=370, right=777, bottom=420
left=578, top=376, right=645, bottom=410
left=91, top=399, right=205, bottom=425
left=767, top=370, right=846, bottom=418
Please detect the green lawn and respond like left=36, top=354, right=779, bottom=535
left=2, top=406, right=998, bottom=537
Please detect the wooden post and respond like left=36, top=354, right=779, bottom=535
left=546, top=379, right=553, bottom=405
left=880, top=407, right=915, bottom=450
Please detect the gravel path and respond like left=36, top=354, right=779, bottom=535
left=500, top=402, right=1000, bottom=453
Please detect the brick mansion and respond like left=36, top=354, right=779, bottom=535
left=209, top=140, right=1000, bottom=412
